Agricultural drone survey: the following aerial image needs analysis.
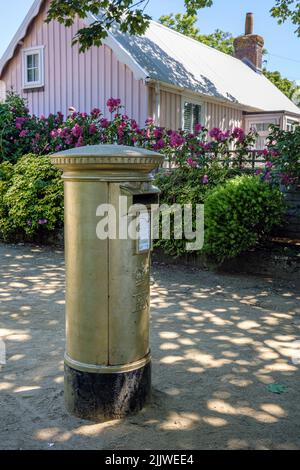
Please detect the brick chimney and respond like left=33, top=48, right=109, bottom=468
left=234, top=13, right=264, bottom=72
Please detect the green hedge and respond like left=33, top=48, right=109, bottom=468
left=155, top=169, right=285, bottom=261
left=203, top=176, right=285, bottom=262
left=0, top=154, right=64, bottom=241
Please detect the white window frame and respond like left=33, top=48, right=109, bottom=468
left=286, top=118, right=299, bottom=132
left=244, top=115, right=281, bottom=150
left=181, top=96, right=203, bottom=133
left=22, top=46, right=44, bottom=89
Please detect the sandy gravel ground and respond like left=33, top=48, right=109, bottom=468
left=0, top=243, right=300, bottom=450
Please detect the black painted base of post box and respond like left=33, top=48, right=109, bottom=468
left=64, top=362, right=151, bottom=422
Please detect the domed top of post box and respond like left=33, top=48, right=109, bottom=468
left=50, top=144, right=164, bottom=176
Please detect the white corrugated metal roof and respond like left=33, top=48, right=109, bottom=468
left=104, top=20, right=300, bottom=115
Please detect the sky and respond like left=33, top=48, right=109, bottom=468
left=0, top=0, right=299, bottom=82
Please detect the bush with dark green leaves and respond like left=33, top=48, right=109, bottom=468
left=154, top=165, right=237, bottom=257
left=155, top=169, right=285, bottom=261
left=203, top=175, right=285, bottom=262
left=0, top=154, right=64, bottom=241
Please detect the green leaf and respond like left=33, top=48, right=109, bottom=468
left=267, top=383, right=288, bottom=394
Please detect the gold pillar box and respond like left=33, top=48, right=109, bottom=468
left=51, top=144, right=163, bottom=422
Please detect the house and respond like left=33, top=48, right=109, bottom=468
left=0, top=0, right=299, bottom=148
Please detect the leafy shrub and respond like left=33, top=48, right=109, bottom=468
left=255, top=125, right=300, bottom=187
left=0, top=154, right=64, bottom=241
left=264, top=124, right=300, bottom=186
left=203, top=176, right=285, bottom=262
left=0, top=92, right=258, bottom=168
left=154, top=171, right=285, bottom=261
left=154, top=165, right=237, bottom=257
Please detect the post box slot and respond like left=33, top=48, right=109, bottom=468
left=120, top=185, right=160, bottom=207
left=132, top=194, right=159, bottom=206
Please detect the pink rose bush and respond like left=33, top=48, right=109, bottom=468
left=2, top=93, right=297, bottom=188
left=255, top=124, right=300, bottom=186
left=1, top=93, right=259, bottom=168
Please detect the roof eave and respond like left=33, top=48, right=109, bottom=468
left=145, top=78, right=265, bottom=113
left=0, top=0, right=44, bottom=77
left=85, top=12, right=148, bottom=81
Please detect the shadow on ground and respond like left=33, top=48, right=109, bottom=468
left=0, top=244, right=300, bottom=450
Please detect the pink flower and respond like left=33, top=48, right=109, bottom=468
left=209, top=128, right=230, bottom=142
left=153, top=139, right=165, bottom=150
left=209, top=127, right=222, bottom=139
left=89, top=123, right=97, bottom=135
left=194, top=123, right=204, bottom=133
left=187, top=158, right=197, bottom=168
left=100, top=118, right=109, bottom=128
left=202, top=175, right=209, bottom=184
left=154, top=128, right=163, bottom=139
left=38, top=219, right=48, bottom=225
left=281, top=173, right=293, bottom=186
left=19, top=130, right=28, bottom=138
left=170, top=132, right=185, bottom=148
left=61, top=128, right=70, bottom=138
left=75, top=136, right=84, bottom=147
left=145, top=117, right=154, bottom=126
left=107, top=98, right=121, bottom=113
left=264, top=171, right=272, bottom=182
left=15, top=117, right=26, bottom=130
left=259, top=149, right=269, bottom=157
left=91, top=108, right=101, bottom=117
left=232, top=127, right=245, bottom=142
left=71, top=123, right=83, bottom=138
left=117, top=122, right=127, bottom=138
left=56, top=112, right=64, bottom=123
left=131, top=120, right=138, bottom=130
left=265, top=161, right=273, bottom=168
left=204, top=142, right=213, bottom=152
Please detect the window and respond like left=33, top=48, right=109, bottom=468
left=247, top=120, right=277, bottom=150
left=286, top=119, right=299, bottom=132
left=254, top=123, right=271, bottom=132
left=22, top=47, right=44, bottom=89
left=183, top=101, right=202, bottom=133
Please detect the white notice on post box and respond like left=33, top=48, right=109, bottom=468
left=138, top=211, right=151, bottom=252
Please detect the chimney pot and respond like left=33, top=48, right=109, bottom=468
left=234, top=12, right=264, bottom=72
left=245, top=12, right=254, bottom=35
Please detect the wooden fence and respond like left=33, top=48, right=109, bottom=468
left=161, top=150, right=266, bottom=172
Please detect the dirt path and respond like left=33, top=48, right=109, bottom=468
left=0, top=243, right=300, bottom=450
